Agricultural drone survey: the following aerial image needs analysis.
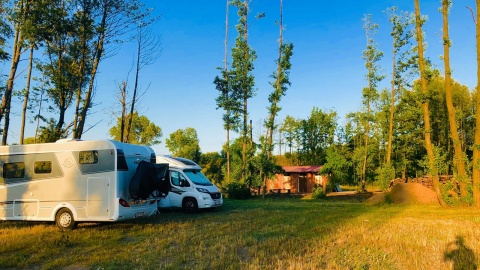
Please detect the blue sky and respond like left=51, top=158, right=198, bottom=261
left=5, top=0, right=479, bottom=155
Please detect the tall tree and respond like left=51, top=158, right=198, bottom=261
left=229, top=0, right=260, bottom=182
left=165, top=127, right=201, bottom=163
left=441, top=0, right=468, bottom=199
left=472, top=0, right=480, bottom=207
left=414, top=0, right=445, bottom=206
left=361, top=14, right=385, bottom=191
left=123, top=26, right=161, bottom=143
left=265, top=0, right=293, bottom=159
left=385, top=6, right=415, bottom=165
left=19, top=45, right=34, bottom=144
left=214, top=0, right=237, bottom=182
left=0, top=0, right=30, bottom=145
left=74, top=0, right=154, bottom=139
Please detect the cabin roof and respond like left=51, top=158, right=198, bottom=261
left=282, top=165, right=322, bottom=173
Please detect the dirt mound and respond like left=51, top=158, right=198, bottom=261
left=366, top=183, right=439, bottom=205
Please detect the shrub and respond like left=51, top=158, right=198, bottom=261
left=311, top=187, right=326, bottom=199
left=223, top=182, right=252, bottom=200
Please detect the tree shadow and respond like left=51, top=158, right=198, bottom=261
left=444, top=235, right=478, bottom=270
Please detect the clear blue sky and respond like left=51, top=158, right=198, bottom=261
left=5, top=0, right=479, bottom=155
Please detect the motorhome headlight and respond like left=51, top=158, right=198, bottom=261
left=196, top=187, right=209, bottom=193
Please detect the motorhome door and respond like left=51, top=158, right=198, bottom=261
left=169, top=171, right=189, bottom=207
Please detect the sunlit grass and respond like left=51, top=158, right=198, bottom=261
left=1, top=198, right=479, bottom=269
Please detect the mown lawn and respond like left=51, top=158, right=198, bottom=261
left=1, top=196, right=479, bottom=270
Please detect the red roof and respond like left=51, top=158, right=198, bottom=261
left=282, top=165, right=322, bottom=173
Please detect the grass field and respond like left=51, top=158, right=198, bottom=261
left=1, top=196, right=479, bottom=270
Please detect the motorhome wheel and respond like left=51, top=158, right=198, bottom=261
left=55, top=208, right=76, bottom=231
left=182, top=198, right=198, bottom=213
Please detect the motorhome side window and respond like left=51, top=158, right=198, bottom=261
left=34, top=161, right=52, bottom=174
left=171, top=171, right=180, bottom=186
left=171, top=171, right=189, bottom=187
left=3, top=162, right=25, bottom=179
left=79, top=151, right=98, bottom=164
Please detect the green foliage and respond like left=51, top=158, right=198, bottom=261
left=440, top=180, right=474, bottom=206
left=109, top=112, right=162, bottom=146
left=199, top=152, right=225, bottom=185
left=165, top=127, right=201, bottom=163
left=376, top=164, right=395, bottom=190
left=36, top=118, right=67, bottom=143
left=223, top=182, right=251, bottom=200
left=297, top=107, right=337, bottom=165
left=311, top=187, right=326, bottom=199
left=0, top=0, right=12, bottom=61
left=419, top=145, right=450, bottom=176
left=321, top=145, right=353, bottom=184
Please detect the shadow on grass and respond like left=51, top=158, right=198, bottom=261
left=444, top=235, right=478, bottom=270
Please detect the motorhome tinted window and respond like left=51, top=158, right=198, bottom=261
left=116, top=149, right=128, bottom=171
left=34, top=161, right=52, bottom=174
left=171, top=171, right=180, bottom=186
left=184, top=170, right=213, bottom=186
left=79, top=151, right=98, bottom=164
left=3, top=162, right=25, bottom=179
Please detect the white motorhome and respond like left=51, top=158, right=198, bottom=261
left=156, top=156, right=222, bottom=212
left=0, top=139, right=159, bottom=230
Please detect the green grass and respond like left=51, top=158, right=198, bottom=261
left=1, top=197, right=480, bottom=269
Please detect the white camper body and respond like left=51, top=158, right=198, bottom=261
left=156, top=156, right=222, bottom=212
left=0, top=139, right=158, bottom=230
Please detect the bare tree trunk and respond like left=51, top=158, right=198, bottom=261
left=75, top=2, right=107, bottom=138
left=224, top=0, right=231, bottom=181
left=361, top=99, right=370, bottom=192
left=241, top=0, right=249, bottom=183
left=1, top=1, right=24, bottom=145
left=472, top=0, right=480, bottom=207
left=124, top=33, right=142, bottom=143
left=20, top=46, right=34, bottom=144
left=387, top=49, right=395, bottom=164
left=414, top=0, right=445, bottom=206
left=442, top=0, right=467, bottom=198
left=120, top=82, right=127, bottom=142
left=34, top=83, right=45, bottom=144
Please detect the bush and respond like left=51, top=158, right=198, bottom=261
left=223, top=182, right=252, bottom=200
left=311, top=187, right=326, bottom=199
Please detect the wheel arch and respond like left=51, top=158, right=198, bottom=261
left=51, top=203, right=78, bottom=221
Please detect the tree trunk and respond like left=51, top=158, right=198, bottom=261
left=124, top=32, right=142, bottom=143
left=472, top=0, right=480, bottom=207
left=20, top=46, right=34, bottom=144
left=387, top=49, right=396, bottom=164
left=442, top=0, right=468, bottom=198
left=224, top=0, right=231, bottom=181
left=414, top=0, right=446, bottom=206
left=1, top=11, right=24, bottom=145
left=75, top=3, right=107, bottom=139
left=120, top=82, right=127, bottom=142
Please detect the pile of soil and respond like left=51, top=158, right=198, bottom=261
left=366, top=183, right=439, bottom=205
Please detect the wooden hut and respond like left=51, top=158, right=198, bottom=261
left=266, top=165, right=327, bottom=193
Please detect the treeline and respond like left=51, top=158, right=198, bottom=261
left=210, top=1, right=480, bottom=206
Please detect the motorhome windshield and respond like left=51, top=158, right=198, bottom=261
left=184, top=170, right=213, bottom=186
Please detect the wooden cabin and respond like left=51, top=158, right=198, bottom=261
left=266, top=166, right=327, bottom=193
